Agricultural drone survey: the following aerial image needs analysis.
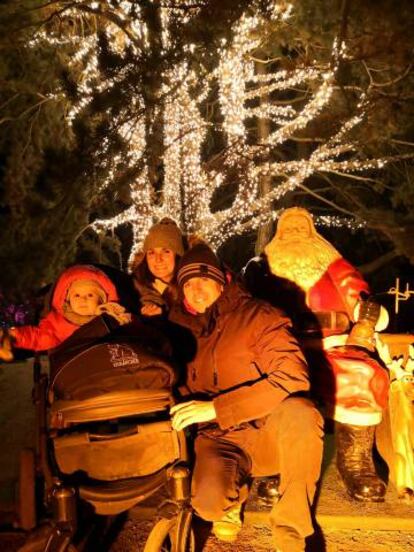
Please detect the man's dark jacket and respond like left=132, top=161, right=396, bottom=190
left=169, top=281, right=310, bottom=475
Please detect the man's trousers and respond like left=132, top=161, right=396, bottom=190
left=191, top=397, right=324, bottom=538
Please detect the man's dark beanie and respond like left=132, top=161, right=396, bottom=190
left=177, top=243, right=226, bottom=288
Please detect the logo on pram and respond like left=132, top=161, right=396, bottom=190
left=107, top=344, right=141, bottom=368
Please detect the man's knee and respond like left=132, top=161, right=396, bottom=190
left=277, top=397, right=324, bottom=437
left=192, top=436, right=246, bottom=520
left=192, top=480, right=229, bottom=521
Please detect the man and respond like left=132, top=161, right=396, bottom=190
left=170, top=243, right=323, bottom=552
left=244, top=207, right=389, bottom=502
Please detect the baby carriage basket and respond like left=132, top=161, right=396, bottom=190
left=18, top=315, right=194, bottom=552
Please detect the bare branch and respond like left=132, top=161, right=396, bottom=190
left=0, top=97, right=53, bottom=126
left=358, top=250, right=401, bottom=276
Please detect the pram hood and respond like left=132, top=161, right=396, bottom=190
left=49, top=314, right=178, bottom=400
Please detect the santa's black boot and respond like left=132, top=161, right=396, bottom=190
left=336, top=422, right=386, bottom=502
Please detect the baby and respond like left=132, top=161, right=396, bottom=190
left=0, top=265, right=130, bottom=359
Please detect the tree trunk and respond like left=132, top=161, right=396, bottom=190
left=142, top=3, right=164, bottom=198
left=254, top=60, right=274, bottom=255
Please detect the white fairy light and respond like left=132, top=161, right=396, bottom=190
left=29, top=1, right=401, bottom=260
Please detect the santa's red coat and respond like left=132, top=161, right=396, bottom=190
left=307, top=257, right=369, bottom=323
left=305, top=258, right=389, bottom=425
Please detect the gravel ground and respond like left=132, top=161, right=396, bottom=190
left=2, top=519, right=414, bottom=552
left=106, top=516, right=414, bottom=552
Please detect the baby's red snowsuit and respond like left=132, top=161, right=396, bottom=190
left=13, top=265, right=118, bottom=351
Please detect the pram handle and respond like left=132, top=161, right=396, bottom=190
left=33, top=352, right=42, bottom=384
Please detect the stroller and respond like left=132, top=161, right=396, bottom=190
left=17, top=314, right=194, bottom=552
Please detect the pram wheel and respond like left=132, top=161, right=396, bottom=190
left=18, top=448, right=36, bottom=531
left=144, top=511, right=194, bottom=552
left=16, top=523, right=78, bottom=552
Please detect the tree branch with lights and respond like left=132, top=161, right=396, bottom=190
left=0, top=0, right=413, bottom=295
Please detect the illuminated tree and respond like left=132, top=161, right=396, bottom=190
left=57, top=0, right=410, bottom=263
left=0, top=0, right=413, bottom=295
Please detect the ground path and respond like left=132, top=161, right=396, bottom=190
left=1, top=360, right=414, bottom=551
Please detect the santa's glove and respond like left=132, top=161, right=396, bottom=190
left=95, top=302, right=132, bottom=326
left=0, top=328, right=14, bottom=362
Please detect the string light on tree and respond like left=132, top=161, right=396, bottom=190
left=28, top=0, right=403, bottom=262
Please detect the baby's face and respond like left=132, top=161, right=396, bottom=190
left=68, top=283, right=102, bottom=316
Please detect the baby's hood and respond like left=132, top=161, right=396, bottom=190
left=51, top=265, right=119, bottom=314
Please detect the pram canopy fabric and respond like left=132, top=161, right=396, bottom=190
left=49, top=314, right=178, bottom=400
left=48, top=315, right=185, bottom=484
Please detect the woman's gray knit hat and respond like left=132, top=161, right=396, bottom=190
left=143, top=218, right=184, bottom=256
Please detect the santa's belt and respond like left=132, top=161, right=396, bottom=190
left=295, top=311, right=350, bottom=335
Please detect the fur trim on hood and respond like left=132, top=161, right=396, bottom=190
left=51, top=265, right=119, bottom=314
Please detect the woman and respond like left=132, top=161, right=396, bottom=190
left=131, top=218, right=185, bottom=316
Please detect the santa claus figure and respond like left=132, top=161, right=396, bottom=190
left=244, top=207, right=389, bottom=502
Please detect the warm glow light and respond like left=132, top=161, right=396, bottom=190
left=29, top=1, right=399, bottom=263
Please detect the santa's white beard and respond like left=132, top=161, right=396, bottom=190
left=266, top=239, right=340, bottom=292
